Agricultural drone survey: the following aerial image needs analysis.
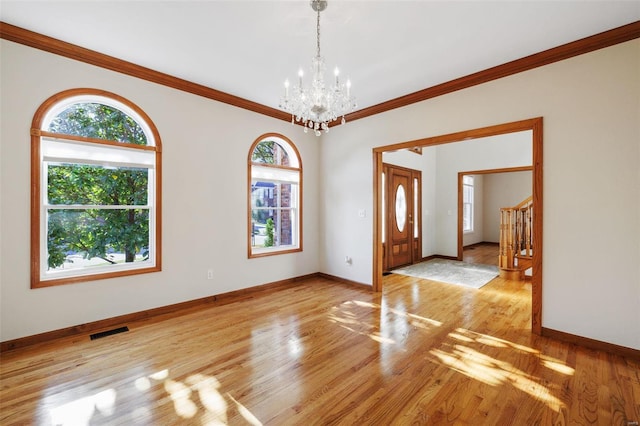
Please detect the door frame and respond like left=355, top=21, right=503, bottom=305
left=372, top=117, right=543, bottom=335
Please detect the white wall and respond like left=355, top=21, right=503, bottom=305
left=0, top=40, right=321, bottom=341
left=320, top=40, right=640, bottom=350
left=432, top=134, right=531, bottom=254
left=483, top=171, right=533, bottom=243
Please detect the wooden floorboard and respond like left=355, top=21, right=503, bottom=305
left=463, top=242, right=499, bottom=266
left=1, top=274, right=639, bottom=425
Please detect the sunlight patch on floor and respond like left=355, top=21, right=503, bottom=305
left=454, top=328, right=540, bottom=354
left=430, top=328, right=574, bottom=412
left=227, top=393, right=263, bottom=426
left=186, top=374, right=226, bottom=415
left=540, top=356, right=575, bottom=375
left=44, top=367, right=263, bottom=425
left=328, top=299, right=443, bottom=348
left=324, top=296, right=575, bottom=413
left=49, top=388, right=116, bottom=426
left=165, top=379, right=199, bottom=418
left=351, top=299, right=443, bottom=327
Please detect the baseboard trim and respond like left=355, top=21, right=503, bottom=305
left=421, top=254, right=458, bottom=262
left=1, top=272, right=321, bottom=352
left=542, top=327, right=640, bottom=360
left=316, top=272, right=372, bottom=290
left=463, top=241, right=499, bottom=249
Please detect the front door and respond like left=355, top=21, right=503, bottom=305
left=383, top=164, right=421, bottom=270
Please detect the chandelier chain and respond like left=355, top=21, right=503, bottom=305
left=316, top=6, right=321, bottom=58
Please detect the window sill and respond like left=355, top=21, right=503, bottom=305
left=249, top=246, right=301, bottom=259
left=33, top=264, right=161, bottom=288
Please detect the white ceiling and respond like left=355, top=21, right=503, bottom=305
left=1, top=1, right=639, bottom=113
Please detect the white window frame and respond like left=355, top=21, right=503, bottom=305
left=248, top=134, right=302, bottom=258
left=41, top=141, right=156, bottom=281
left=463, top=175, right=474, bottom=233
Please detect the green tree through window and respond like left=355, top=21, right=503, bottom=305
left=49, top=103, right=147, bottom=144
left=46, top=164, right=149, bottom=268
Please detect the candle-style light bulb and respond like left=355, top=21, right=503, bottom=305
left=284, top=79, right=290, bottom=97
left=298, top=69, right=304, bottom=88
left=334, top=67, right=340, bottom=85
left=346, top=79, right=351, bottom=96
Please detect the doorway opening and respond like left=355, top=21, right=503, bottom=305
left=372, top=118, right=543, bottom=334
left=456, top=167, right=533, bottom=262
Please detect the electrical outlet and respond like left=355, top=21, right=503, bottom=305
left=207, top=269, right=214, bottom=280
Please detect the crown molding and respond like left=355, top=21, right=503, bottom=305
left=340, top=20, right=640, bottom=125
left=1, top=20, right=639, bottom=126
left=0, top=21, right=290, bottom=122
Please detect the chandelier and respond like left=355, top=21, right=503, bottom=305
left=279, top=0, right=357, bottom=136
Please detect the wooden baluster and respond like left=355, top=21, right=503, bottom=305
left=520, top=208, right=526, bottom=255
left=515, top=210, right=519, bottom=265
left=511, top=209, right=515, bottom=266
left=525, top=203, right=532, bottom=257
left=500, top=208, right=511, bottom=269
left=516, top=208, right=522, bottom=256
left=499, top=209, right=505, bottom=268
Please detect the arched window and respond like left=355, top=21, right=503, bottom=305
left=31, top=89, right=162, bottom=288
left=248, top=134, right=302, bottom=257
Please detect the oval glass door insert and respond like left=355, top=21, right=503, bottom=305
left=395, top=184, right=407, bottom=232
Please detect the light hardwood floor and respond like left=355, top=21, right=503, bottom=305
left=463, top=242, right=499, bottom=266
left=1, top=273, right=638, bottom=425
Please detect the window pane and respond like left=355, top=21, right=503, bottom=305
left=381, top=172, right=386, bottom=244
left=48, top=163, right=149, bottom=205
left=463, top=176, right=474, bottom=232
left=395, top=184, right=407, bottom=232
left=251, top=181, right=298, bottom=208
left=463, top=185, right=472, bottom=202
left=47, top=103, right=148, bottom=145
left=250, top=208, right=295, bottom=248
left=463, top=204, right=472, bottom=231
left=251, top=178, right=298, bottom=251
left=47, top=208, right=150, bottom=271
left=251, top=181, right=276, bottom=209
left=414, top=178, right=419, bottom=238
left=252, top=140, right=291, bottom=166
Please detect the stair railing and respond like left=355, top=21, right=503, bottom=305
left=499, top=196, right=533, bottom=271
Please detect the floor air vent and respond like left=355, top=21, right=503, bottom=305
left=90, top=326, right=129, bottom=340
